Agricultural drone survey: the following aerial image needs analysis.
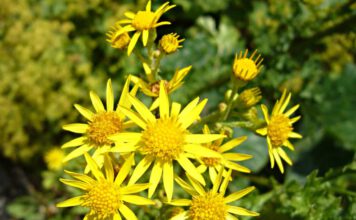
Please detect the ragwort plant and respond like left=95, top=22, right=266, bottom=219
left=58, top=1, right=302, bottom=219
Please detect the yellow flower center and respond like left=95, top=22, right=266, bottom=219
left=233, top=58, right=258, bottom=81
left=201, top=144, right=220, bottom=167
left=160, top=34, right=180, bottom=54
left=87, top=112, right=123, bottom=146
left=141, top=118, right=185, bottom=162
left=83, top=180, right=121, bottom=217
left=189, top=191, right=227, bottom=220
left=267, top=115, right=292, bottom=147
left=132, top=11, right=156, bottom=31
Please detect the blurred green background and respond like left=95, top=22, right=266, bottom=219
left=0, top=0, right=355, bottom=219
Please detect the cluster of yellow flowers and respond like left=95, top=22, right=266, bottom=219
left=57, top=1, right=302, bottom=219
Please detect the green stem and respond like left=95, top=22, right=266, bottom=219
left=191, top=110, right=221, bottom=131
left=223, top=82, right=238, bottom=121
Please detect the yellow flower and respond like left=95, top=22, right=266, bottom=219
left=131, top=65, right=192, bottom=97
left=109, top=81, right=225, bottom=202
left=256, top=90, right=302, bottom=173
left=106, top=23, right=131, bottom=50
left=168, top=169, right=259, bottom=220
left=57, top=153, right=154, bottom=220
left=236, top=87, right=262, bottom=109
left=233, top=49, right=263, bottom=83
left=61, top=78, right=137, bottom=170
left=159, top=33, right=184, bottom=54
left=114, top=0, right=175, bottom=55
left=44, top=148, right=65, bottom=171
left=196, top=125, right=252, bottom=183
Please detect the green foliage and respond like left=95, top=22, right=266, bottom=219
left=2, top=0, right=355, bottom=219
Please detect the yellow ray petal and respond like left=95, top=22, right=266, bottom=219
left=277, top=148, right=292, bottom=165
left=56, top=196, right=83, bottom=207
left=64, top=170, right=96, bottom=184
left=186, top=174, right=205, bottom=196
left=289, top=132, right=302, bottom=139
left=128, top=156, right=153, bottom=185
left=175, top=176, right=198, bottom=196
left=60, top=178, right=90, bottom=190
left=124, top=12, right=135, bottom=19
left=111, top=144, right=137, bottom=153
left=117, top=106, right=147, bottom=129
left=209, top=167, right=218, bottom=183
left=119, top=204, right=137, bottom=220
left=142, top=30, right=149, bottom=46
left=62, top=123, right=88, bottom=134
left=159, top=81, right=170, bottom=118
left=128, top=95, right=156, bottom=123
left=103, top=154, right=114, bottom=182
left=284, top=140, right=295, bottom=151
left=219, top=169, right=232, bottom=195
left=224, top=160, right=251, bottom=173
left=61, top=137, right=87, bottom=149
left=272, top=149, right=284, bottom=173
left=212, top=167, right=224, bottom=193
left=170, top=211, right=188, bottom=220
left=163, top=162, right=174, bottom=202
left=178, top=97, right=199, bottom=119
left=115, top=153, right=134, bottom=185
left=171, top=102, right=181, bottom=117
left=279, top=92, right=291, bottom=114
left=177, top=156, right=205, bottom=185
left=106, top=79, right=114, bottom=112
left=110, top=132, right=142, bottom=143
left=256, top=127, right=267, bottom=136
left=114, top=213, right=122, bottom=220
left=84, top=152, right=105, bottom=180
left=121, top=183, right=150, bottom=195
left=223, top=153, right=253, bottom=161
left=145, top=0, right=151, bottom=11
left=226, top=213, right=239, bottom=220
left=122, top=195, right=155, bottom=205
left=179, top=99, right=207, bottom=129
left=227, top=206, right=259, bottom=216
left=285, top=104, right=300, bottom=117
left=183, top=144, right=222, bottom=158
left=224, top=186, right=255, bottom=203
left=219, top=136, right=247, bottom=153
left=148, top=161, right=163, bottom=198
left=127, top=31, right=141, bottom=56
left=290, top=115, right=301, bottom=124
left=261, top=104, right=269, bottom=123
left=155, top=21, right=171, bottom=27
left=118, top=76, right=132, bottom=111
left=74, top=104, right=94, bottom=121
left=90, top=91, right=105, bottom=113
left=166, top=199, right=191, bottom=206
left=63, top=145, right=92, bottom=162
left=185, top=134, right=225, bottom=144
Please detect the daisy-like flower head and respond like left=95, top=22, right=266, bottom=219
left=256, top=90, right=302, bottom=173
left=44, top=147, right=65, bottom=171
left=106, top=23, right=131, bottom=50
left=168, top=168, right=259, bottom=220
left=131, top=65, right=192, bottom=98
left=233, top=49, right=263, bottom=83
left=159, top=33, right=184, bottom=54
left=236, top=87, right=262, bottom=110
left=196, top=125, right=252, bottom=183
left=61, top=78, right=137, bottom=169
left=57, top=153, right=154, bottom=220
left=109, top=81, right=225, bottom=202
left=114, top=0, right=175, bottom=55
